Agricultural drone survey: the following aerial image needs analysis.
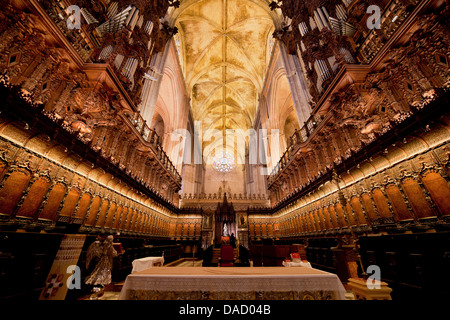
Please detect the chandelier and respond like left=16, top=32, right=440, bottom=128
left=212, top=151, right=236, bottom=173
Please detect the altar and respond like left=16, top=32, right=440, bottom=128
left=131, top=256, right=165, bottom=273
left=118, top=267, right=346, bottom=300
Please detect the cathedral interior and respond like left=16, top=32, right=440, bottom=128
left=0, top=0, right=449, bottom=302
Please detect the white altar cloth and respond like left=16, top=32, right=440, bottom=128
left=118, top=267, right=346, bottom=300
left=282, top=261, right=312, bottom=268
left=131, top=256, right=164, bottom=273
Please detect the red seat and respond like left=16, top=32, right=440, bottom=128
left=290, top=253, right=301, bottom=262
left=219, top=245, right=234, bottom=267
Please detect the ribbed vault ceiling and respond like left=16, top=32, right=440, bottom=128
left=172, top=0, right=277, bottom=160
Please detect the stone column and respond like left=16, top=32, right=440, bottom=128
left=278, top=41, right=312, bottom=127
left=139, top=43, right=171, bottom=124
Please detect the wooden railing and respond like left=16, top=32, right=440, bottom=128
left=267, top=112, right=324, bottom=187
left=122, top=111, right=182, bottom=186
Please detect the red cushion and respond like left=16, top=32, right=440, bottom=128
left=221, top=263, right=234, bottom=267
